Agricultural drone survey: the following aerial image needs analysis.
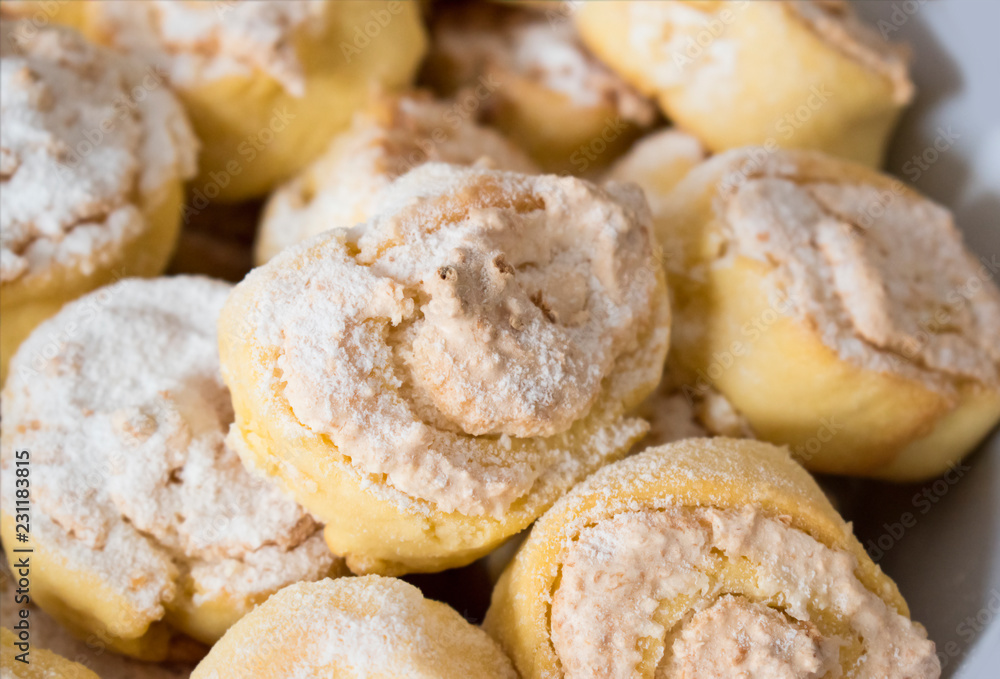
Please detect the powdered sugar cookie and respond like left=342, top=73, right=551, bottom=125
left=650, top=148, right=1000, bottom=479
left=219, top=163, right=671, bottom=575
left=255, top=91, right=537, bottom=265
left=575, top=0, right=913, bottom=166
left=84, top=0, right=427, bottom=201
left=1, top=552, right=192, bottom=678
left=191, top=576, right=516, bottom=679
left=424, top=1, right=657, bottom=173
left=2, top=626, right=101, bottom=679
left=0, top=277, right=343, bottom=661
left=604, top=128, right=706, bottom=202
left=0, top=18, right=197, bottom=385
left=0, top=557, right=193, bottom=679
left=485, top=439, right=939, bottom=678
left=0, top=1, right=87, bottom=31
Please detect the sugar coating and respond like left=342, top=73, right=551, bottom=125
left=192, top=576, right=517, bottom=679
left=0, top=277, right=338, bottom=632
left=0, top=557, right=192, bottom=678
left=258, top=92, right=537, bottom=261
left=486, top=440, right=938, bottom=679
left=552, top=507, right=937, bottom=678
left=88, top=0, right=326, bottom=96
left=632, top=366, right=753, bottom=451
left=691, top=149, right=1000, bottom=391
left=235, top=163, right=668, bottom=517
left=430, top=2, right=656, bottom=123
left=622, top=0, right=911, bottom=103
left=0, top=19, right=196, bottom=283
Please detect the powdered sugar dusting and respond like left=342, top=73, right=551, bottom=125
left=90, top=0, right=324, bottom=96
left=0, top=19, right=195, bottom=283
left=707, top=149, right=1000, bottom=390
left=552, top=507, right=937, bottom=678
left=431, top=2, right=656, bottom=123
left=633, top=366, right=754, bottom=450
left=192, top=576, right=517, bottom=679
left=625, top=1, right=739, bottom=96
left=491, top=440, right=937, bottom=679
left=257, top=92, right=537, bottom=262
left=236, top=163, right=668, bottom=517
left=0, top=556, right=191, bottom=679
left=0, top=277, right=338, bottom=631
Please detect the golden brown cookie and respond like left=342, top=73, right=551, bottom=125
left=576, top=0, right=913, bottom=166
left=0, top=18, right=196, bottom=384
left=640, top=148, right=1000, bottom=479
left=255, top=91, right=537, bottom=264
left=424, top=1, right=657, bottom=173
left=1, top=277, right=343, bottom=660
left=84, top=0, right=427, bottom=200
left=220, top=163, right=671, bottom=574
left=485, top=438, right=940, bottom=678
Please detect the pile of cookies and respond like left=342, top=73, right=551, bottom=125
left=2, top=2, right=997, bottom=678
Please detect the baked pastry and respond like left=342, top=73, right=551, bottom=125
left=219, top=163, right=671, bottom=575
left=484, top=438, right=941, bottom=678
left=1, top=627, right=100, bottom=679
left=0, top=277, right=342, bottom=660
left=0, top=0, right=86, bottom=30
left=575, top=0, right=914, bottom=167
left=604, top=128, right=705, bottom=206
left=0, top=18, right=196, bottom=385
left=424, top=1, right=657, bottom=173
left=0, top=555, right=194, bottom=678
left=254, top=91, right=537, bottom=265
left=190, top=576, right=516, bottom=679
left=84, top=0, right=427, bottom=201
left=608, top=129, right=756, bottom=448
left=633, top=367, right=754, bottom=451
left=627, top=147, right=1000, bottom=480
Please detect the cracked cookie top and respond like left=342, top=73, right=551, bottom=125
left=0, top=18, right=196, bottom=284
left=674, top=149, right=1000, bottom=392
left=0, top=277, right=337, bottom=633
left=88, top=0, right=326, bottom=96
left=234, top=163, right=669, bottom=517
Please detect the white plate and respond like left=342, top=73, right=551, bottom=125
left=850, top=2, right=1000, bottom=676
